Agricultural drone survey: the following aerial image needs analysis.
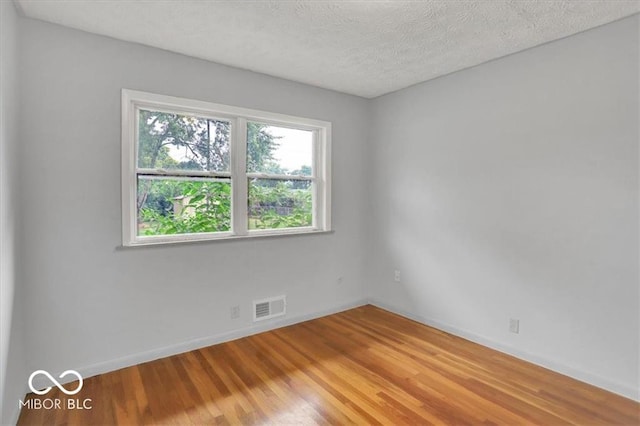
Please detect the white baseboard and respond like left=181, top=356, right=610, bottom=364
left=30, top=298, right=369, bottom=392
left=368, top=298, right=639, bottom=402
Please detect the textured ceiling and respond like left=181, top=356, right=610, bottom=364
left=16, top=0, right=640, bottom=98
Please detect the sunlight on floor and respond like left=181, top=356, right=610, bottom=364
left=263, top=398, right=321, bottom=425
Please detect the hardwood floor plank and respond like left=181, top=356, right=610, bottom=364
left=253, top=330, right=369, bottom=424
left=17, top=305, right=639, bottom=425
left=226, top=338, right=326, bottom=424
left=270, top=329, right=393, bottom=424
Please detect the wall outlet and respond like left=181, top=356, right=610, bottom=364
left=230, top=305, right=240, bottom=319
left=394, top=270, right=401, bottom=282
left=509, top=318, right=520, bottom=334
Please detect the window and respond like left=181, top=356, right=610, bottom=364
left=122, top=89, right=331, bottom=246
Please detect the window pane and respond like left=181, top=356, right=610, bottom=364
left=137, top=109, right=230, bottom=172
left=248, top=178, right=312, bottom=230
left=137, top=176, right=231, bottom=235
left=247, top=123, right=312, bottom=176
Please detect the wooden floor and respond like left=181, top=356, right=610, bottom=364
left=18, top=305, right=639, bottom=425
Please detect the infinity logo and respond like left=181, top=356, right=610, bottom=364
left=28, top=370, right=83, bottom=396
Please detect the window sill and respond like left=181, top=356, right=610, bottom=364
left=117, top=228, right=334, bottom=249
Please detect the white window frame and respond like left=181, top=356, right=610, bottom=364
left=122, top=89, right=331, bottom=246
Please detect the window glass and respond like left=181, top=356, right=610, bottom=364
left=138, top=109, right=230, bottom=173
left=248, top=178, right=312, bottom=230
left=247, top=123, right=313, bottom=176
left=137, top=176, right=231, bottom=235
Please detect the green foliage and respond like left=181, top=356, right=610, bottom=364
left=138, top=178, right=182, bottom=217
left=256, top=206, right=311, bottom=229
left=138, top=180, right=311, bottom=236
left=140, top=181, right=231, bottom=235
left=247, top=122, right=278, bottom=172
left=249, top=181, right=312, bottom=229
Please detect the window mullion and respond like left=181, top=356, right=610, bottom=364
left=233, top=117, right=248, bottom=235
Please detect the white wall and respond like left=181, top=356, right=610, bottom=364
left=368, top=15, right=639, bottom=400
left=16, top=17, right=369, bottom=394
left=0, top=2, right=28, bottom=424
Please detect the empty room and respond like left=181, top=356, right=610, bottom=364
left=1, top=1, right=639, bottom=425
